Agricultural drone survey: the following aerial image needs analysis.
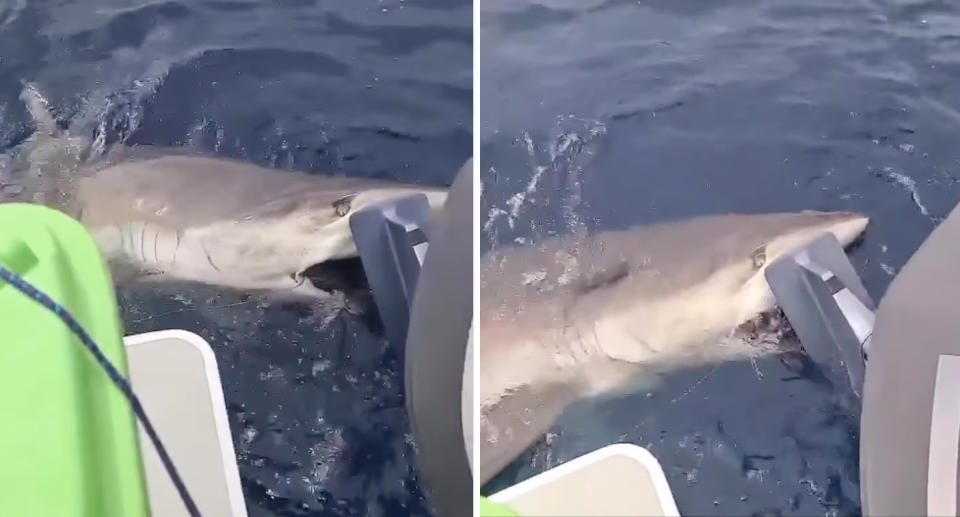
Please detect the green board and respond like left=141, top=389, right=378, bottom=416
left=0, top=203, right=149, bottom=516
left=479, top=497, right=519, bottom=516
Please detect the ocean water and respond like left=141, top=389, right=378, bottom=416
left=0, top=0, right=470, bottom=515
left=480, top=0, right=960, bottom=515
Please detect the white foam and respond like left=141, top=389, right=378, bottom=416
left=0, top=0, right=25, bottom=27
left=880, top=262, right=897, bottom=276
left=886, top=168, right=931, bottom=217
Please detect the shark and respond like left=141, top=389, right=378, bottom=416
left=1, top=84, right=450, bottom=298
left=477, top=210, right=869, bottom=484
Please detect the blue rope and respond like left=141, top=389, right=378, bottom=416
left=0, top=263, right=202, bottom=517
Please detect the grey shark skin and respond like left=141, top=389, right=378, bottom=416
left=478, top=210, right=869, bottom=484
left=4, top=84, right=449, bottom=298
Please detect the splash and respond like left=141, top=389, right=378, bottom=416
left=0, top=0, right=25, bottom=27
left=73, top=26, right=226, bottom=154
left=885, top=168, right=931, bottom=219
left=482, top=115, right=607, bottom=247
left=2, top=44, right=181, bottom=200
left=550, top=117, right=607, bottom=235
left=88, top=70, right=168, bottom=156
left=305, top=427, right=345, bottom=488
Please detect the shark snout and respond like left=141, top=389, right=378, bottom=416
left=821, top=211, right=869, bottom=248
left=737, top=211, right=869, bottom=326
left=348, top=188, right=448, bottom=215
left=805, top=210, right=870, bottom=251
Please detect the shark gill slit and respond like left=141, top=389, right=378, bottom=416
left=173, top=229, right=181, bottom=266
left=118, top=224, right=128, bottom=257
left=153, top=228, right=160, bottom=264
left=139, top=222, right=147, bottom=263
left=202, top=242, right=221, bottom=272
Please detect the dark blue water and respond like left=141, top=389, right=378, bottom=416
left=480, top=0, right=960, bottom=515
left=0, top=1, right=470, bottom=515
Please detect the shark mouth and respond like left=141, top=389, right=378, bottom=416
left=732, top=308, right=799, bottom=351
left=301, top=257, right=369, bottom=294
left=300, top=257, right=377, bottom=319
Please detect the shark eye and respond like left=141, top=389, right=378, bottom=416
left=290, top=272, right=305, bottom=286
left=751, top=245, right=767, bottom=269
left=332, top=194, right=357, bottom=217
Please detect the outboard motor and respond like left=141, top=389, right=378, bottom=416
left=766, top=201, right=960, bottom=516
left=764, top=232, right=875, bottom=403
left=349, top=160, right=473, bottom=517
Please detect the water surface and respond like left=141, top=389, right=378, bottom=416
left=0, top=1, right=471, bottom=515
left=480, top=0, right=960, bottom=515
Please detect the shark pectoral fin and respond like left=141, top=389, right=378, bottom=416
left=480, top=383, right=574, bottom=485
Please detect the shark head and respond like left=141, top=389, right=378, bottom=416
left=732, top=210, right=869, bottom=325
